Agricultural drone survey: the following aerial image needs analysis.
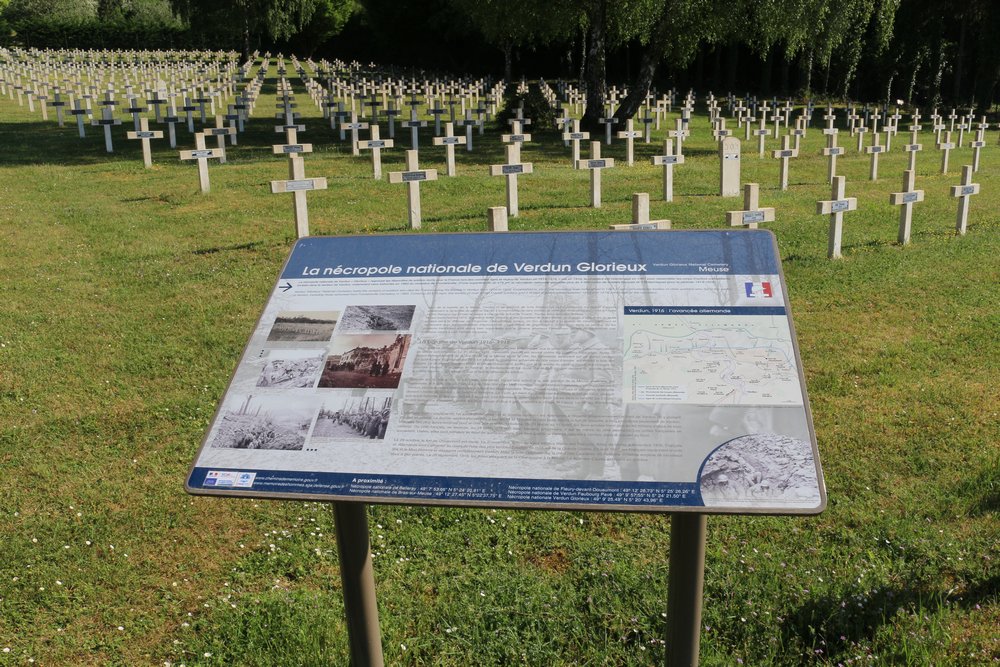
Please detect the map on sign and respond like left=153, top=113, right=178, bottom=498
left=187, top=231, right=825, bottom=515
left=624, top=314, right=799, bottom=405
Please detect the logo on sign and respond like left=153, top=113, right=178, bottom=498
left=744, top=281, right=773, bottom=298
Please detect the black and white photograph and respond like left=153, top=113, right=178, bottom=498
left=317, top=334, right=412, bottom=389
left=265, top=310, right=339, bottom=342
left=339, top=305, right=416, bottom=331
left=255, top=350, right=326, bottom=388
left=312, top=393, right=393, bottom=440
left=209, top=394, right=316, bottom=451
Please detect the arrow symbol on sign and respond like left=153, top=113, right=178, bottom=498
left=279, top=282, right=293, bottom=292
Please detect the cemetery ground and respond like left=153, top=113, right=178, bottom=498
left=1, top=67, right=998, bottom=666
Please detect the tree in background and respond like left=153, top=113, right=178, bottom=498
left=443, top=0, right=577, bottom=82
left=169, top=0, right=357, bottom=58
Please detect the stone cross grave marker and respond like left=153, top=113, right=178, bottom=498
left=905, top=116, right=923, bottom=171
left=576, top=141, right=615, bottom=208
left=712, top=117, right=731, bottom=141
left=271, top=156, right=328, bottom=238
left=970, top=117, right=988, bottom=172
left=719, top=136, right=741, bottom=197
left=754, top=113, right=771, bottom=157
left=616, top=119, right=641, bottom=166
left=50, top=88, right=67, bottom=127
left=823, top=107, right=837, bottom=135
left=651, top=138, right=684, bottom=202
left=205, top=115, right=236, bottom=163
left=388, top=149, right=438, bottom=229
left=163, top=101, right=182, bottom=148
left=456, top=109, right=477, bottom=151
left=91, top=105, right=122, bottom=153
left=402, top=108, right=427, bottom=151
left=562, top=119, right=590, bottom=164
left=866, top=132, right=885, bottom=180
left=432, top=121, right=466, bottom=177
left=70, top=99, right=89, bottom=138
left=772, top=135, right=798, bottom=191
left=428, top=100, right=447, bottom=136
left=341, top=112, right=369, bottom=157
left=855, top=121, right=868, bottom=152
left=932, top=110, right=945, bottom=145
left=640, top=109, right=655, bottom=143
left=489, top=142, right=533, bottom=217
left=224, top=105, right=242, bottom=144
left=147, top=86, right=167, bottom=123
left=599, top=109, right=620, bottom=146
left=938, top=131, right=956, bottom=174
left=357, top=125, right=393, bottom=180
left=669, top=117, right=689, bottom=158
left=179, top=132, right=223, bottom=193
left=816, top=175, right=858, bottom=259
left=726, top=183, right=775, bottom=229
left=126, top=117, right=163, bottom=168
left=822, top=132, right=845, bottom=184
left=382, top=104, right=401, bottom=139
left=610, top=192, right=670, bottom=230
left=501, top=120, right=531, bottom=152
left=950, top=165, right=979, bottom=236
left=124, top=97, right=146, bottom=131
left=889, top=169, right=924, bottom=245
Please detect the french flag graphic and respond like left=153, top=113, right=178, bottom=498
left=744, top=281, right=773, bottom=298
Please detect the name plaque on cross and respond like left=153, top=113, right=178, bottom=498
left=743, top=210, right=766, bottom=223
left=831, top=200, right=850, bottom=213
left=584, top=159, right=608, bottom=168
left=401, top=172, right=427, bottom=182
left=187, top=231, right=824, bottom=515
left=903, top=192, right=919, bottom=203
left=501, top=164, right=526, bottom=175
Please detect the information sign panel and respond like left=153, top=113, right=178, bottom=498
left=187, top=231, right=825, bottom=514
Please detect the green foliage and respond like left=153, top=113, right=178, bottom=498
left=494, top=87, right=556, bottom=134
left=5, top=14, right=186, bottom=48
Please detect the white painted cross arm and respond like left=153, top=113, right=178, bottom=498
left=388, top=167, right=439, bottom=184
left=488, top=162, right=534, bottom=176
left=575, top=156, right=615, bottom=170
left=270, top=176, right=328, bottom=193
left=273, top=142, right=314, bottom=155
left=817, top=196, right=858, bottom=215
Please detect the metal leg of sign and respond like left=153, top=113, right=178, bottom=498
left=665, top=513, right=707, bottom=667
left=333, top=501, right=385, bottom=667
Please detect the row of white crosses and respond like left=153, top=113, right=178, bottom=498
left=0, top=47, right=256, bottom=161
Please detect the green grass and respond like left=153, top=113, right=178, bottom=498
left=1, top=59, right=998, bottom=666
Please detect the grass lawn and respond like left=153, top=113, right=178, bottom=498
left=1, top=57, right=997, bottom=666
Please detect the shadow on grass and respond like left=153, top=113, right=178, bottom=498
left=192, top=240, right=264, bottom=255
left=781, top=574, right=999, bottom=657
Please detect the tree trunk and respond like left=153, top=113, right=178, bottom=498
left=761, top=47, right=773, bottom=96
left=726, top=40, right=738, bottom=92
left=581, top=0, right=607, bottom=130
left=578, top=25, right=587, bottom=84
left=953, top=16, right=966, bottom=103
left=503, top=44, right=513, bottom=82
left=614, top=43, right=659, bottom=122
